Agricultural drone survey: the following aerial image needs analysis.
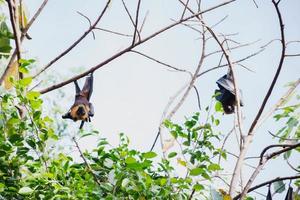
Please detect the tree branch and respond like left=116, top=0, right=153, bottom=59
left=0, top=0, right=49, bottom=84
left=33, top=0, right=111, bottom=78
left=38, top=0, right=236, bottom=94
left=233, top=175, right=300, bottom=200
left=229, top=1, right=287, bottom=195
left=6, top=0, right=22, bottom=78
left=239, top=143, right=300, bottom=199
left=130, top=50, right=192, bottom=75
left=132, top=0, right=142, bottom=45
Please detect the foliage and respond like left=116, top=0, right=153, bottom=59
left=0, top=70, right=228, bottom=199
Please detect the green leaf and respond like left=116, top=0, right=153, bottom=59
left=215, top=101, right=223, bottom=112
left=283, top=150, right=292, bottom=159
left=0, top=183, right=5, bottom=192
left=168, top=152, right=177, bottom=158
left=0, top=150, right=6, bottom=157
left=193, top=184, right=204, bottom=191
left=79, top=133, right=94, bottom=139
left=18, top=187, right=33, bottom=195
left=121, top=178, right=130, bottom=188
left=190, top=167, right=204, bottom=176
left=142, top=151, right=157, bottom=159
left=157, top=178, right=166, bottom=186
left=19, top=77, right=32, bottom=87
left=26, top=91, right=40, bottom=100
left=214, top=119, right=220, bottom=126
left=9, top=134, right=23, bottom=144
left=125, top=157, right=137, bottom=164
left=208, top=163, right=221, bottom=171
left=273, top=180, right=285, bottom=193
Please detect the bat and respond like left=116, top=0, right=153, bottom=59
left=62, top=73, right=94, bottom=128
left=215, top=72, right=244, bottom=114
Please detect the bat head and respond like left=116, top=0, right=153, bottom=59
left=215, top=88, right=236, bottom=114
left=70, top=104, right=90, bottom=121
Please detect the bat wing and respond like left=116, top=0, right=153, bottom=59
left=74, top=80, right=81, bottom=95
left=81, top=73, right=93, bottom=100
left=216, top=74, right=244, bottom=106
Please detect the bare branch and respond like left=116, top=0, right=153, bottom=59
left=286, top=159, right=300, bottom=173
left=197, top=48, right=264, bottom=77
left=77, top=11, right=95, bottom=39
left=233, top=175, right=300, bottom=200
left=130, top=50, right=192, bottom=75
left=121, top=0, right=141, bottom=42
left=6, top=0, right=22, bottom=78
left=38, top=0, right=236, bottom=94
left=230, top=1, right=287, bottom=195
left=139, top=10, right=149, bottom=33
left=180, top=0, right=190, bottom=20
left=132, top=0, right=142, bottom=45
left=210, top=15, right=228, bottom=29
left=205, top=39, right=260, bottom=58
left=33, top=0, right=111, bottom=78
left=285, top=53, right=300, bottom=57
left=21, top=0, right=48, bottom=40
left=239, top=143, right=300, bottom=199
left=94, top=27, right=132, bottom=37
left=193, top=86, right=201, bottom=111
left=268, top=130, right=299, bottom=142
left=177, top=1, right=244, bottom=150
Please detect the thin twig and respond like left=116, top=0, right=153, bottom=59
left=159, top=21, right=206, bottom=151
left=139, top=10, right=149, bottom=34
left=286, top=159, right=300, bottom=173
left=76, top=11, right=95, bottom=39
left=205, top=39, right=260, bottom=58
left=38, top=0, right=236, bottom=94
left=121, top=0, right=141, bottom=42
left=33, top=0, right=111, bottom=78
left=73, top=136, right=102, bottom=186
left=130, top=50, right=192, bottom=75
left=268, top=130, right=299, bottom=142
left=210, top=15, right=228, bottom=29
left=132, top=0, right=142, bottom=45
left=239, top=143, right=300, bottom=199
left=285, top=53, right=300, bottom=57
left=197, top=49, right=263, bottom=77
left=234, top=175, right=300, bottom=200
left=193, top=85, right=201, bottom=111
left=180, top=0, right=190, bottom=20
left=94, top=27, right=132, bottom=37
left=188, top=188, right=195, bottom=200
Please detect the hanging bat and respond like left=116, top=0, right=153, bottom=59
left=62, top=73, right=94, bottom=128
left=215, top=72, right=244, bottom=114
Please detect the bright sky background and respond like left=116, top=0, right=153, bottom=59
left=10, top=0, right=300, bottom=199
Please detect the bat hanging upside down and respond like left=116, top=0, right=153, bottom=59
left=62, top=73, right=94, bottom=128
left=215, top=73, right=244, bottom=114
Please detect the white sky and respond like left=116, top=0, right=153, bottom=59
left=9, top=0, right=300, bottom=199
